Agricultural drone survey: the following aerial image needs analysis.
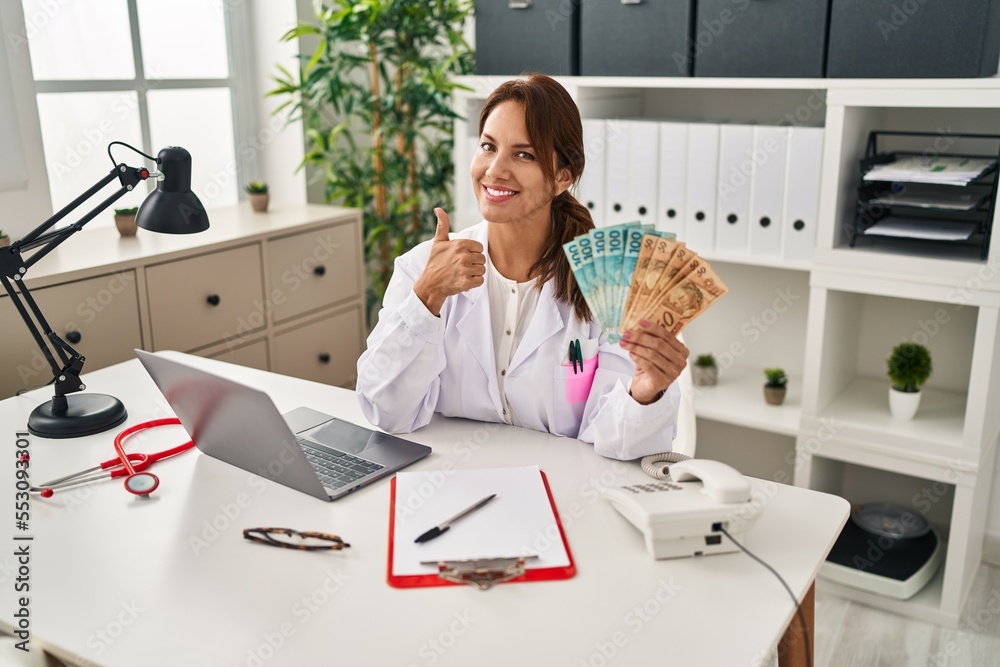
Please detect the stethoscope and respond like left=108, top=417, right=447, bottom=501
left=29, top=418, right=195, bottom=497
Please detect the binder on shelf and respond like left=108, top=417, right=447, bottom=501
left=627, top=120, right=660, bottom=229
left=604, top=119, right=631, bottom=227
left=579, top=119, right=607, bottom=224
left=748, top=126, right=789, bottom=258
left=685, top=123, right=721, bottom=252
left=782, top=127, right=824, bottom=261
left=387, top=466, right=576, bottom=590
left=657, top=121, right=688, bottom=238
left=715, top=124, right=755, bottom=255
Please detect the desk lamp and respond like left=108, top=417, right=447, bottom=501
left=0, top=143, right=209, bottom=439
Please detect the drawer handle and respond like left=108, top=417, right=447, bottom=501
left=66, top=330, right=82, bottom=344
left=313, top=265, right=326, bottom=277
left=206, top=294, right=221, bottom=307
left=508, top=0, right=531, bottom=8
left=318, top=353, right=331, bottom=364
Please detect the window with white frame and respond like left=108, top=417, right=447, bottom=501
left=21, top=0, right=253, bottom=222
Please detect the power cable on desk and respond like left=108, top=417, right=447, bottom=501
left=717, top=525, right=812, bottom=667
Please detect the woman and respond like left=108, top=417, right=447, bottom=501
left=356, top=74, right=688, bottom=460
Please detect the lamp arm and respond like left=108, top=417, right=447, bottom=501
left=20, top=182, right=133, bottom=267
left=0, top=273, right=65, bottom=387
left=13, top=164, right=147, bottom=260
left=1, top=163, right=150, bottom=404
left=15, top=166, right=122, bottom=248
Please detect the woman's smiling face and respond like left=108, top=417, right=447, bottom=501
left=471, top=100, right=566, bottom=226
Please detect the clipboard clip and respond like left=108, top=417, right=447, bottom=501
left=422, top=556, right=537, bottom=591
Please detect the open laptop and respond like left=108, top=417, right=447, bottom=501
left=135, top=350, right=431, bottom=501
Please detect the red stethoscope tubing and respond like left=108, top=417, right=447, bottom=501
left=33, top=418, right=194, bottom=497
left=113, top=418, right=195, bottom=495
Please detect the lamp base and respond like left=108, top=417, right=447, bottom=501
left=28, top=394, right=128, bottom=439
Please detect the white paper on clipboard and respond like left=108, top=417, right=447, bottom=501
left=392, top=465, right=570, bottom=577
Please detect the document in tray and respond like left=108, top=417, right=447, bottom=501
left=392, top=465, right=570, bottom=577
left=863, top=156, right=996, bottom=186
left=863, top=216, right=979, bottom=241
left=868, top=184, right=991, bottom=211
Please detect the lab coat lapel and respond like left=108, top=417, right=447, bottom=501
left=508, top=279, right=566, bottom=375
left=455, top=226, right=504, bottom=416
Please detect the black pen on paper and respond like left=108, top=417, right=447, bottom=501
left=414, top=494, right=498, bottom=544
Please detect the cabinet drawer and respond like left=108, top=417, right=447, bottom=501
left=0, top=271, right=142, bottom=398
left=146, top=244, right=265, bottom=351
left=273, top=307, right=362, bottom=388
left=266, top=223, right=360, bottom=323
left=206, top=338, right=269, bottom=372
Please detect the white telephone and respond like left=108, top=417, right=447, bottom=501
left=601, top=458, right=759, bottom=560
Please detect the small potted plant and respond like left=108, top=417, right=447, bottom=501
left=113, top=207, right=139, bottom=237
left=887, top=342, right=932, bottom=420
left=764, top=368, right=788, bottom=405
left=246, top=181, right=269, bottom=213
left=692, top=354, right=718, bottom=386
left=0, top=229, right=9, bottom=248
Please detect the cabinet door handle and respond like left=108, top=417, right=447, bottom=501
left=206, top=294, right=221, bottom=307
left=318, top=353, right=331, bottom=364
left=65, top=330, right=82, bottom=344
left=313, top=265, right=326, bottom=277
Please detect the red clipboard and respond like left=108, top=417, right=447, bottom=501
left=387, top=470, right=576, bottom=588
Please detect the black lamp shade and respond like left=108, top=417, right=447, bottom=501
left=136, top=146, right=210, bottom=234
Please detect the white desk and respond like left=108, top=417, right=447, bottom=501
left=1, top=353, right=848, bottom=667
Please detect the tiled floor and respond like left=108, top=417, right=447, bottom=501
left=815, top=564, right=1000, bottom=667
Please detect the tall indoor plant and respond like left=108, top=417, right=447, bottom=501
left=271, top=0, right=475, bottom=318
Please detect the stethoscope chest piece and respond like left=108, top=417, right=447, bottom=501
left=124, top=471, right=159, bottom=496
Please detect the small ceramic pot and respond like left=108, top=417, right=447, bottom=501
left=692, top=365, right=718, bottom=386
left=764, top=385, right=786, bottom=405
left=0, top=236, right=9, bottom=248
left=889, top=387, right=921, bottom=420
left=114, top=214, right=138, bottom=237
left=248, top=193, right=269, bottom=213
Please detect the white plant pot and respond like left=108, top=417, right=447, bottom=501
left=889, top=387, right=921, bottom=420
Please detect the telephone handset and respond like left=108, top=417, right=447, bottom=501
left=601, top=458, right=758, bottom=559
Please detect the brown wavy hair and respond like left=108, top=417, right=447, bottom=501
left=478, top=73, right=595, bottom=322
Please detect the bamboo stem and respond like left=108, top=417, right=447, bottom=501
left=368, top=41, right=389, bottom=271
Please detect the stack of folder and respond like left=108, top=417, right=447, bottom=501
left=578, top=120, right=825, bottom=262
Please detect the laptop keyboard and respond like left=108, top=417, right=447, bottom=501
left=297, top=438, right=384, bottom=491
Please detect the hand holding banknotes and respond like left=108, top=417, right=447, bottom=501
left=562, top=222, right=729, bottom=404
left=620, top=319, right=689, bottom=405
left=414, top=208, right=487, bottom=316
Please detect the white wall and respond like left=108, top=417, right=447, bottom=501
left=0, top=0, right=52, bottom=241
left=245, top=0, right=307, bottom=206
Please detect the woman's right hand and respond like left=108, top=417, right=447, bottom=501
left=413, top=208, right=487, bottom=316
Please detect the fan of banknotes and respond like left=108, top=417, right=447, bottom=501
left=562, top=222, right=729, bottom=342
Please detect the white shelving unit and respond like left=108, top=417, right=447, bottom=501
left=452, top=74, right=1000, bottom=627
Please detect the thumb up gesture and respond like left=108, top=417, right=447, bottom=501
left=413, top=208, right=486, bottom=316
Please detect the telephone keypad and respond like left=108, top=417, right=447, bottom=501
left=622, top=482, right=683, bottom=494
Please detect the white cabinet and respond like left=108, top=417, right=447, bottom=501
left=452, top=75, right=1000, bottom=627
left=0, top=271, right=143, bottom=397
left=0, top=204, right=365, bottom=399
left=146, top=244, right=266, bottom=351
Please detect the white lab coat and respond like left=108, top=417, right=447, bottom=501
left=355, top=222, right=680, bottom=460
